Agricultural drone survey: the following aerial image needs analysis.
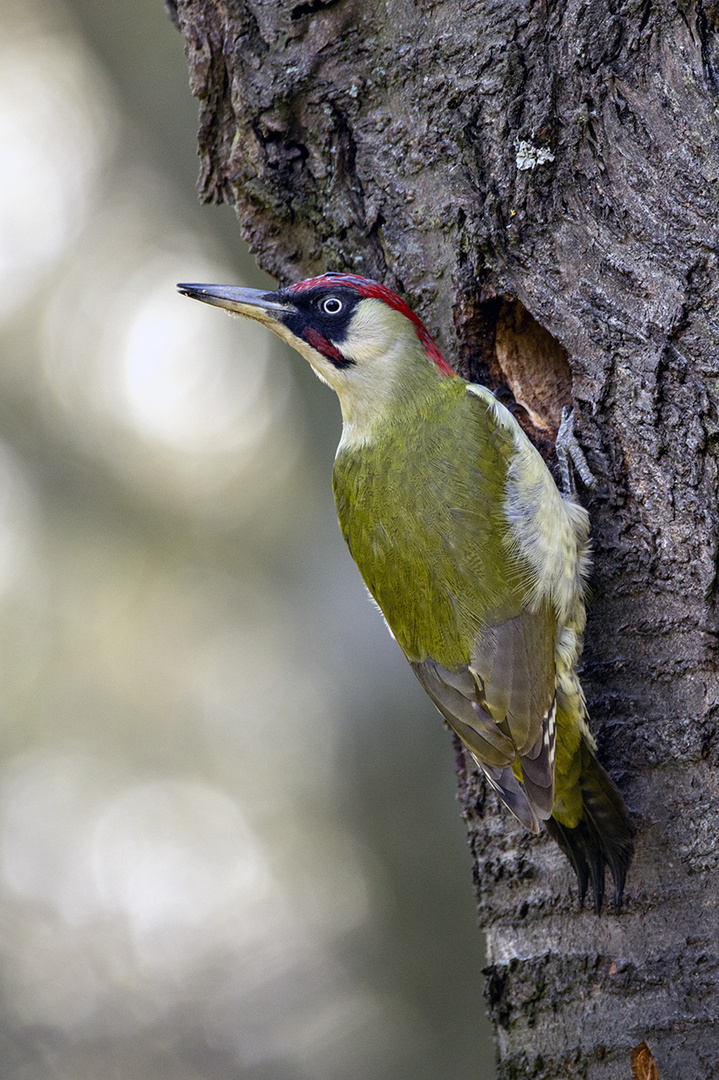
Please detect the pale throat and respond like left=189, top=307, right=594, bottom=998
left=335, top=338, right=444, bottom=451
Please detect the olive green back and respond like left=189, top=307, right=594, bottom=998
left=333, top=380, right=529, bottom=667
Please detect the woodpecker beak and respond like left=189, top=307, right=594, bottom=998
left=177, top=283, right=294, bottom=324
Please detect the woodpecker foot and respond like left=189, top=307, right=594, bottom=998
left=556, top=407, right=596, bottom=497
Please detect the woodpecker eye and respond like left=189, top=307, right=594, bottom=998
left=321, top=297, right=343, bottom=315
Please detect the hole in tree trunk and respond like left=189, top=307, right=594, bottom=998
left=454, top=295, right=573, bottom=454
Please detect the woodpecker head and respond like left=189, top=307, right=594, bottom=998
left=177, top=273, right=455, bottom=442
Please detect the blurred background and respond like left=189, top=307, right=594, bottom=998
left=0, top=0, right=493, bottom=1076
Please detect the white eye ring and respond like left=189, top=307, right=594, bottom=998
left=321, top=297, right=343, bottom=315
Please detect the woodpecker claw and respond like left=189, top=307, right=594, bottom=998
left=556, top=407, right=596, bottom=497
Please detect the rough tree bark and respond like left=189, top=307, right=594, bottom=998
left=169, top=0, right=719, bottom=1075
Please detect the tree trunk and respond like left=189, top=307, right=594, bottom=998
left=170, top=0, right=719, bottom=1074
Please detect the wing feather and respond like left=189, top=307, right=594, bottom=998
left=519, top=696, right=557, bottom=819
left=412, top=603, right=557, bottom=823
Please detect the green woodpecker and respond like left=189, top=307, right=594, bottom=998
left=178, top=272, right=633, bottom=911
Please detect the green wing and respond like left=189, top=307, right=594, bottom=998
left=334, top=380, right=568, bottom=829
left=412, top=600, right=557, bottom=832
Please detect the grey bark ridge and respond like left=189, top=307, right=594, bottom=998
left=173, top=0, right=719, bottom=1076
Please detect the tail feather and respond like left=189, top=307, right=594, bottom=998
left=547, top=741, right=634, bottom=912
